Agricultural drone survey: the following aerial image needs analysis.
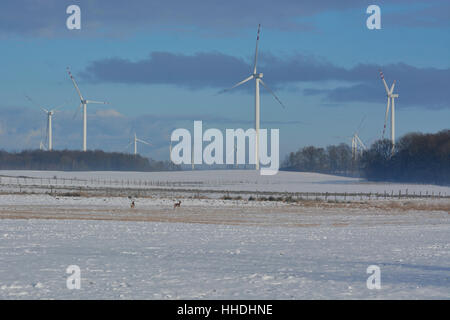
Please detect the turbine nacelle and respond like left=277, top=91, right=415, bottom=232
left=253, top=73, right=263, bottom=79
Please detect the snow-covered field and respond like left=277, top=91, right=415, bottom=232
left=0, top=218, right=449, bottom=299
left=0, top=170, right=448, bottom=299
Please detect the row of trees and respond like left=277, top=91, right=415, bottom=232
left=360, top=130, right=449, bottom=185
left=282, top=143, right=356, bottom=176
left=282, top=130, right=449, bottom=185
left=0, top=150, right=177, bottom=171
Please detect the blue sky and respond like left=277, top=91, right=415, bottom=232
left=0, top=0, right=449, bottom=161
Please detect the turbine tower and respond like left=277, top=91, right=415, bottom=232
left=67, top=67, right=108, bottom=151
left=25, top=95, right=65, bottom=151
left=380, top=70, right=398, bottom=154
left=218, top=24, right=285, bottom=170
left=127, top=133, right=151, bottom=155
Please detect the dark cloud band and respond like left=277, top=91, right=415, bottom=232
left=80, top=52, right=450, bottom=109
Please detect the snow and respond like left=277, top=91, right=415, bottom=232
left=0, top=209, right=449, bottom=299
left=0, top=170, right=448, bottom=299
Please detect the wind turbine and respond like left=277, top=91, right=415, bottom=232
left=351, top=133, right=366, bottom=161
left=67, top=67, right=108, bottom=151
left=218, top=24, right=286, bottom=170
left=126, top=133, right=151, bottom=155
left=25, top=95, right=65, bottom=151
left=380, top=70, right=398, bottom=154
left=334, top=116, right=367, bottom=161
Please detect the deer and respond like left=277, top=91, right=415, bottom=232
left=173, top=200, right=181, bottom=209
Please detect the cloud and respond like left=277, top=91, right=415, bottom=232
left=384, top=2, right=450, bottom=28
left=80, top=52, right=250, bottom=89
left=0, top=0, right=444, bottom=37
left=80, top=52, right=450, bottom=109
left=304, top=63, right=450, bottom=110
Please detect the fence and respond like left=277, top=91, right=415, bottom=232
left=0, top=176, right=448, bottom=201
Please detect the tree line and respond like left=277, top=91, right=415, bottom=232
left=0, top=150, right=178, bottom=171
left=282, top=143, right=355, bottom=176
left=360, top=130, right=449, bottom=185
left=282, top=130, right=449, bottom=185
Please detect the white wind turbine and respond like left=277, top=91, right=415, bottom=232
left=218, top=24, right=286, bottom=170
left=334, top=133, right=366, bottom=161
left=351, top=133, right=366, bottom=161
left=335, top=116, right=367, bottom=161
left=25, top=95, right=66, bottom=151
left=380, top=70, right=399, bottom=154
left=126, top=133, right=151, bottom=155
left=67, top=67, right=108, bottom=151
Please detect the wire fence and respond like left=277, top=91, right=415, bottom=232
left=0, top=176, right=448, bottom=201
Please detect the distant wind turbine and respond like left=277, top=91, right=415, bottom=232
left=218, top=24, right=286, bottom=170
left=67, top=67, right=108, bottom=151
left=351, top=133, right=366, bottom=161
left=335, top=116, right=367, bottom=161
left=380, top=70, right=398, bottom=154
left=126, top=133, right=151, bottom=155
left=25, top=95, right=66, bottom=151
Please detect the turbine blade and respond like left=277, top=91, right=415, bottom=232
left=217, top=75, right=253, bottom=94
left=73, top=103, right=83, bottom=120
left=259, top=79, right=286, bottom=108
left=355, top=115, right=366, bottom=135
left=382, top=98, right=390, bottom=138
left=379, top=70, right=390, bottom=94
left=124, top=141, right=133, bottom=151
left=390, top=80, right=396, bottom=94
left=253, top=24, right=261, bottom=74
left=67, top=67, right=84, bottom=100
left=53, top=99, right=71, bottom=112
left=137, top=139, right=151, bottom=146
left=356, top=135, right=366, bottom=149
left=25, top=94, right=48, bottom=112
